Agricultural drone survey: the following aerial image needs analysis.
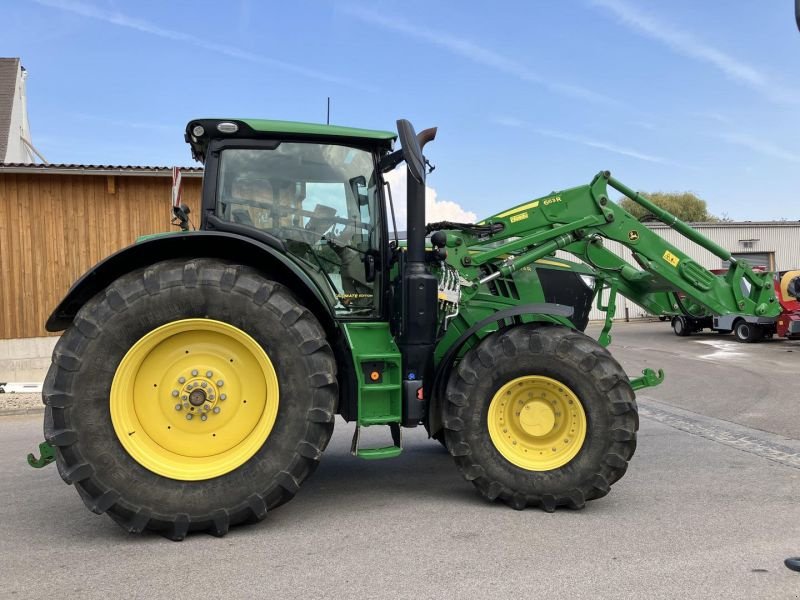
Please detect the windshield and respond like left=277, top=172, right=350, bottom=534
left=216, top=143, right=381, bottom=316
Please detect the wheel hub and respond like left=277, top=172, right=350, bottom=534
left=518, top=400, right=556, bottom=436
left=179, top=373, right=224, bottom=414
left=487, top=375, right=587, bottom=471
left=188, top=388, right=208, bottom=407
left=110, top=318, right=279, bottom=481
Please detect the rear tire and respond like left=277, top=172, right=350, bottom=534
left=43, top=259, right=337, bottom=539
left=733, top=320, right=762, bottom=343
left=432, top=429, right=448, bottom=450
left=443, top=324, right=638, bottom=511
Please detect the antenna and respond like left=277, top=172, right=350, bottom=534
left=326, top=97, right=330, bottom=125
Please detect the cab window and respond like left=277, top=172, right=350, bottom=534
left=216, top=143, right=381, bottom=316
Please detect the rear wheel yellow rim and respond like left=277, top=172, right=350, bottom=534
left=487, top=375, right=586, bottom=471
left=110, top=318, right=279, bottom=481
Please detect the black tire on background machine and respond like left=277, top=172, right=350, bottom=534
left=43, top=258, right=338, bottom=540
left=672, top=315, right=691, bottom=337
left=733, top=319, right=762, bottom=343
left=442, top=323, right=638, bottom=511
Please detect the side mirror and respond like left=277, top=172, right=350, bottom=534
left=396, top=119, right=425, bottom=184
left=172, top=203, right=191, bottom=231
left=796, top=0, right=800, bottom=31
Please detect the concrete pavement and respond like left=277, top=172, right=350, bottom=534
left=2, top=321, right=799, bottom=599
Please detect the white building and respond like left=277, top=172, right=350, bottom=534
left=574, top=221, right=800, bottom=320
left=0, top=57, right=39, bottom=164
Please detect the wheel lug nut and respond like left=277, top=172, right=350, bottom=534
left=183, top=402, right=190, bottom=409
left=171, top=390, right=179, bottom=397
left=181, top=395, right=188, bottom=401
left=201, top=382, right=207, bottom=388
left=178, top=377, right=186, bottom=384
left=204, top=404, right=211, bottom=411
left=191, top=369, right=199, bottom=376
left=220, top=394, right=227, bottom=401
left=217, top=380, right=224, bottom=387
left=186, top=413, right=193, bottom=420
left=201, top=414, right=208, bottom=421
left=213, top=407, right=221, bottom=414
left=206, top=370, right=213, bottom=378
left=209, top=394, right=215, bottom=400
left=175, top=404, right=182, bottom=411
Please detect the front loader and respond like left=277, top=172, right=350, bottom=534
left=32, top=117, right=777, bottom=539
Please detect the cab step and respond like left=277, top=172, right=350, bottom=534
left=350, top=423, right=402, bottom=460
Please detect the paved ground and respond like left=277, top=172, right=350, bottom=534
left=2, top=321, right=799, bottom=599
left=591, top=320, right=800, bottom=439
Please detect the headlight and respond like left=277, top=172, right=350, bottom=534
left=217, top=122, right=239, bottom=134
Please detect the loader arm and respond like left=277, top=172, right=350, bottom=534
left=458, top=171, right=779, bottom=326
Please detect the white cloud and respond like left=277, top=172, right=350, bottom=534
left=494, top=116, right=681, bottom=166
left=70, top=112, right=174, bottom=133
left=536, top=128, right=670, bottom=164
left=342, top=6, right=622, bottom=107
left=34, top=0, right=372, bottom=90
left=591, top=0, right=800, bottom=105
left=718, top=133, right=800, bottom=164
left=692, top=111, right=731, bottom=125
left=383, top=165, right=477, bottom=231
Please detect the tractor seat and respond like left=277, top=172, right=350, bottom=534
left=231, top=209, right=254, bottom=227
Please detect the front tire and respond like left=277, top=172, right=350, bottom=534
left=43, top=259, right=337, bottom=539
left=443, top=324, right=638, bottom=511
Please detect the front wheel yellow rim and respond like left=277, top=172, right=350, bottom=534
left=487, top=375, right=587, bottom=471
left=110, top=318, right=279, bottom=481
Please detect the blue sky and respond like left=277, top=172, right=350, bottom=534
left=4, top=0, right=800, bottom=220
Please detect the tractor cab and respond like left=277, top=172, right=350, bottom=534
left=185, top=119, right=398, bottom=316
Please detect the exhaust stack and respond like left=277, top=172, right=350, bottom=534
left=393, top=120, right=439, bottom=427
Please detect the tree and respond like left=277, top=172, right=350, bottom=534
left=617, top=192, right=718, bottom=222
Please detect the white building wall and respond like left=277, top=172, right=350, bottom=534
left=557, top=222, right=800, bottom=321
left=3, top=67, right=34, bottom=163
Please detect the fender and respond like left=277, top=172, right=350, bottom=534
left=427, top=303, right=574, bottom=438
left=46, top=230, right=337, bottom=333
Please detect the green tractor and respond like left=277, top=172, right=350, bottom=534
left=36, top=118, right=777, bottom=539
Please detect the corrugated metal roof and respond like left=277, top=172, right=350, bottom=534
left=647, top=221, right=800, bottom=228
left=0, top=58, right=20, bottom=161
left=0, top=163, right=203, bottom=177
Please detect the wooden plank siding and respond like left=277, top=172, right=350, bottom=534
left=0, top=173, right=202, bottom=339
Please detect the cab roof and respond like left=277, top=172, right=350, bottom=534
left=185, top=118, right=397, bottom=162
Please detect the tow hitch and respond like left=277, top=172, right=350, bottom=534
left=27, top=441, right=55, bottom=468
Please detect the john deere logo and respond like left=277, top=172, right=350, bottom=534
left=628, top=230, right=639, bottom=242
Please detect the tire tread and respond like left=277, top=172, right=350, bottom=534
left=443, top=324, right=638, bottom=512
left=43, top=258, right=338, bottom=538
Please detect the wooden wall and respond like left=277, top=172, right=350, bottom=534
left=0, top=172, right=202, bottom=339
